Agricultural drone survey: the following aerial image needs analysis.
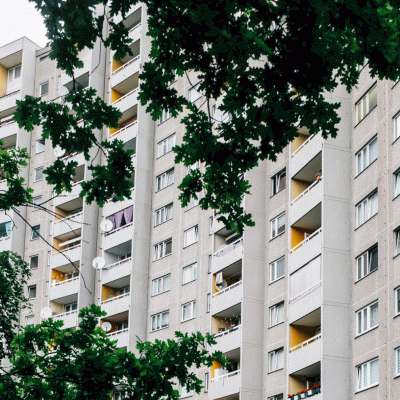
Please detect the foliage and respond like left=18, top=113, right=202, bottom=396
left=1, top=305, right=226, bottom=400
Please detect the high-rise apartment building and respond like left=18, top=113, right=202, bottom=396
left=1, top=4, right=400, bottom=400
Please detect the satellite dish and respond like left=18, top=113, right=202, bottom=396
left=100, top=219, right=113, bottom=232
left=41, top=307, right=53, bottom=319
left=92, top=257, right=105, bottom=270
left=54, top=146, right=64, bottom=157
left=102, top=322, right=112, bottom=332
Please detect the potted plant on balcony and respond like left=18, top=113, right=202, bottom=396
left=299, top=389, right=307, bottom=398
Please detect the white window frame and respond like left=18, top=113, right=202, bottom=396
left=396, top=228, right=400, bottom=256
left=355, top=83, right=377, bottom=125
left=40, top=81, right=49, bottom=97
left=395, top=286, right=400, bottom=316
left=155, top=203, right=173, bottom=226
left=208, top=254, right=212, bottom=273
left=34, top=167, right=44, bottom=182
left=207, top=293, right=211, bottom=313
left=357, top=358, right=379, bottom=391
left=157, top=134, right=176, bottom=157
left=159, top=109, right=172, bottom=124
left=151, top=310, right=169, bottom=332
left=394, top=168, right=400, bottom=198
left=118, top=286, right=130, bottom=296
left=269, top=302, right=284, bottom=327
left=355, top=136, right=377, bottom=175
left=156, top=168, right=174, bottom=191
left=31, top=225, right=40, bottom=240
left=270, top=256, right=285, bottom=283
left=27, top=285, right=36, bottom=300
left=182, top=262, right=197, bottom=284
left=182, top=300, right=196, bottom=322
left=204, top=372, right=209, bottom=392
left=356, top=245, right=378, bottom=281
left=395, top=347, right=400, bottom=377
left=29, top=255, right=39, bottom=270
left=393, top=111, right=400, bottom=142
left=116, top=320, right=128, bottom=331
left=270, top=169, right=286, bottom=196
left=36, top=138, right=45, bottom=154
left=268, top=348, right=284, bottom=372
left=270, top=212, right=285, bottom=239
left=65, top=302, right=77, bottom=313
left=186, top=196, right=199, bottom=211
left=188, top=82, right=202, bottom=103
left=154, top=238, right=172, bottom=261
left=184, top=225, right=198, bottom=247
left=33, top=196, right=42, bottom=210
left=25, top=315, right=35, bottom=327
left=8, top=65, right=21, bottom=82
left=152, top=274, right=171, bottom=296
left=356, top=301, right=378, bottom=336
left=356, top=190, right=378, bottom=228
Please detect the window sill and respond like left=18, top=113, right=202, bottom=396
left=182, top=279, right=196, bottom=286
left=181, top=316, right=195, bottom=323
left=30, top=238, right=40, bottom=241
left=156, top=148, right=174, bottom=159
left=183, top=241, right=198, bottom=249
left=154, top=217, right=173, bottom=228
left=268, top=321, right=284, bottom=329
left=355, top=324, right=379, bottom=339
left=269, top=275, right=285, bottom=285
left=393, top=80, right=400, bottom=89
left=157, top=116, right=173, bottom=125
left=150, top=325, right=169, bottom=333
left=156, top=182, right=174, bottom=192
left=185, top=204, right=199, bottom=212
left=355, top=213, right=377, bottom=231
left=269, top=231, right=285, bottom=242
left=393, top=251, right=400, bottom=260
left=268, top=367, right=284, bottom=375
left=270, top=188, right=286, bottom=198
left=393, top=134, right=400, bottom=146
left=354, top=267, right=378, bottom=284
left=34, top=179, right=43, bottom=183
left=153, top=253, right=172, bottom=263
left=355, top=383, right=378, bottom=394
left=354, top=158, right=377, bottom=179
left=35, top=150, right=45, bottom=155
left=151, top=289, right=170, bottom=298
left=393, top=312, right=400, bottom=320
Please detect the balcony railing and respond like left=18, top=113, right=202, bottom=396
left=51, top=276, right=79, bottom=286
left=56, top=243, right=82, bottom=254
left=112, top=55, right=140, bottom=76
left=107, top=328, right=128, bottom=337
left=54, top=211, right=83, bottom=225
left=0, top=89, right=20, bottom=100
left=109, top=120, right=137, bottom=138
left=291, top=180, right=320, bottom=206
left=52, top=310, right=78, bottom=319
left=61, top=179, right=84, bottom=192
left=290, top=333, right=321, bottom=353
left=288, top=385, right=321, bottom=400
left=101, top=292, right=130, bottom=305
left=290, top=227, right=322, bottom=253
left=292, top=132, right=318, bottom=157
left=214, top=237, right=243, bottom=258
left=111, top=88, right=138, bottom=105
left=0, top=119, right=16, bottom=129
left=103, top=257, right=132, bottom=271
left=211, top=369, right=241, bottom=383
left=212, top=280, right=242, bottom=298
left=105, top=222, right=133, bottom=236
left=213, top=324, right=241, bottom=339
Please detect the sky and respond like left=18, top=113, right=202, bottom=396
left=1, top=1, right=48, bottom=48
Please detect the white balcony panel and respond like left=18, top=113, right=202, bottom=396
left=60, top=152, right=85, bottom=167
left=49, top=278, right=80, bottom=301
left=103, top=194, right=134, bottom=217
left=101, top=293, right=130, bottom=317
left=103, top=223, right=133, bottom=250
left=288, top=334, right=322, bottom=374
left=51, top=245, right=82, bottom=269
left=112, top=89, right=138, bottom=114
left=0, top=235, right=12, bottom=252
left=289, top=229, right=322, bottom=274
left=60, top=56, right=91, bottom=87
left=113, top=3, right=142, bottom=24
left=289, top=284, right=322, bottom=324
left=53, top=310, right=78, bottom=329
left=109, top=120, right=138, bottom=143
left=107, top=329, right=129, bottom=348
left=291, top=132, right=322, bottom=178
left=0, top=179, right=7, bottom=193
left=209, top=371, right=240, bottom=399
left=290, top=181, right=322, bottom=226
left=212, top=325, right=242, bottom=354
left=0, top=120, right=18, bottom=140
left=0, top=90, right=21, bottom=116
left=53, top=212, right=83, bottom=238
left=128, top=23, right=141, bottom=43
left=212, top=216, right=225, bottom=234
left=102, top=258, right=132, bottom=285
left=211, top=282, right=243, bottom=316
left=212, top=239, right=243, bottom=274
left=53, top=182, right=83, bottom=207
left=111, top=56, right=140, bottom=89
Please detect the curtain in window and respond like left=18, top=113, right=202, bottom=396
left=277, top=214, right=285, bottom=235
left=114, top=210, right=123, bottom=229
left=5, top=221, right=11, bottom=237
left=395, top=173, right=400, bottom=197
left=165, top=205, right=173, bottom=220
left=277, top=257, right=284, bottom=278
left=161, top=312, right=168, bottom=327
left=370, top=359, right=379, bottom=384
left=369, top=139, right=377, bottom=162
left=397, top=350, right=400, bottom=375
left=276, top=349, right=283, bottom=369
left=183, top=304, right=190, bottom=320
left=107, top=214, right=116, bottom=230
left=396, top=232, right=400, bottom=255
left=370, top=194, right=378, bottom=216
left=277, top=304, right=284, bottom=323
left=370, top=303, right=378, bottom=327
left=152, top=315, right=158, bottom=331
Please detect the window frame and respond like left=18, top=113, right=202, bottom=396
left=7, top=65, right=21, bottom=83
left=27, top=285, right=37, bottom=300
left=270, top=168, right=286, bottom=197
left=152, top=274, right=171, bottom=296
left=268, top=347, right=284, bottom=372
left=155, top=203, right=173, bottom=226
left=395, top=347, right=400, bottom=377
left=355, top=135, right=377, bottom=176
left=269, top=302, right=284, bottom=327
left=395, top=227, right=400, bottom=257
left=157, top=133, right=176, bottom=158
left=181, top=300, right=196, bottom=322
left=270, top=212, right=285, bottom=239
left=184, top=225, right=198, bottom=247
left=268, top=396, right=283, bottom=400
left=33, top=195, right=42, bottom=210
left=356, top=300, right=378, bottom=336
left=207, top=293, right=211, bottom=313
left=31, top=225, right=40, bottom=240
left=154, top=238, right=172, bottom=261
left=36, top=138, right=46, bottom=154
left=394, top=167, right=400, bottom=199
left=356, top=244, right=378, bottom=281
left=29, top=255, right=39, bottom=270
left=270, top=256, right=285, bottom=283
left=188, top=82, right=202, bottom=103
left=182, top=262, right=197, bottom=285
left=356, top=190, right=378, bottom=228
left=395, top=286, right=400, bottom=316
left=393, top=111, right=400, bottom=142
left=156, top=168, right=174, bottom=191
left=355, top=83, right=377, bottom=125
left=356, top=357, right=379, bottom=392
left=25, top=315, right=35, bottom=327
left=204, top=372, right=209, bottom=392
left=158, top=109, right=172, bottom=124
left=40, top=81, right=49, bottom=97
left=151, top=310, right=169, bottom=332
left=34, top=167, right=44, bottom=182
left=185, top=195, right=199, bottom=211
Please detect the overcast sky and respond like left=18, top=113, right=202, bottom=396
left=1, top=1, right=48, bottom=48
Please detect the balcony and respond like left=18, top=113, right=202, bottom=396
left=209, top=370, right=241, bottom=399
left=111, top=55, right=140, bottom=89
left=289, top=284, right=322, bottom=324
left=102, top=257, right=132, bottom=284
left=291, top=132, right=322, bottom=178
left=52, top=310, right=78, bottom=329
left=288, top=385, right=321, bottom=400
left=101, top=293, right=130, bottom=317
left=103, top=222, right=134, bottom=251
left=53, top=181, right=83, bottom=207
left=107, top=328, right=129, bottom=348
left=51, top=243, right=82, bottom=269
left=0, top=120, right=18, bottom=141
left=290, top=181, right=322, bottom=226
left=0, top=90, right=21, bottom=118
left=0, top=179, right=6, bottom=193
left=113, top=2, right=141, bottom=24
left=112, top=88, right=138, bottom=114
left=211, top=281, right=243, bottom=315
left=59, top=151, right=85, bottom=167
left=53, top=211, right=83, bottom=238
left=61, top=56, right=91, bottom=89
left=49, top=276, right=79, bottom=302
left=109, top=120, right=138, bottom=143
left=212, top=238, right=243, bottom=274
left=289, top=334, right=322, bottom=374
left=212, top=325, right=242, bottom=354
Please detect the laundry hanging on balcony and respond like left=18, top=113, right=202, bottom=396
left=106, top=206, right=133, bottom=230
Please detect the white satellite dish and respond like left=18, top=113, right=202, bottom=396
left=54, top=146, right=64, bottom=158
left=92, top=257, right=105, bottom=270
left=102, top=322, right=112, bottom=332
left=100, top=219, right=113, bottom=232
left=40, top=307, right=53, bottom=319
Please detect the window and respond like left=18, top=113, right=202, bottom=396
left=157, top=134, right=176, bottom=157
left=394, top=111, right=400, bottom=142
left=356, top=245, right=378, bottom=280
left=34, top=167, right=44, bottom=182
left=159, top=109, right=171, bottom=124
left=355, top=83, right=377, bottom=124
left=208, top=254, right=212, bottom=273
left=269, top=302, right=284, bottom=327
left=155, top=203, right=173, bottom=226
left=356, top=301, right=378, bottom=336
left=270, top=256, right=285, bottom=283
left=27, top=285, right=36, bottom=299
left=156, top=169, right=174, bottom=191
left=204, top=372, right=209, bottom=392
left=184, top=225, right=198, bottom=247
left=151, top=310, right=169, bottom=331
left=65, top=302, right=77, bottom=313
left=29, top=255, right=39, bottom=270
left=36, top=139, right=45, bottom=153
left=183, top=263, right=197, bottom=284
left=395, top=287, right=400, bottom=316
left=47, top=250, right=51, bottom=265
left=396, top=348, right=400, bottom=376
left=152, top=274, right=170, bottom=296
left=188, top=82, right=202, bottom=102
left=357, top=358, right=379, bottom=391
left=270, top=213, right=285, bottom=239
left=40, top=82, right=49, bottom=97
left=394, top=168, right=400, bottom=198
left=182, top=300, right=195, bottom=322
left=118, top=286, right=130, bottom=296
left=31, top=225, right=40, bottom=240
left=207, top=293, right=211, bottom=313
left=186, top=196, right=199, bottom=211
left=7, top=65, right=21, bottom=83
left=270, top=169, right=286, bottom=196
left=356, top=190, right=378, bottom=227
left=356, top=136, right=377, bottom=175
left=117, top=320, right=128, bottom=331
left=154, top=238, right=172, bottom=260
left=396, top=228, right=400, bottom=256
left=186, top=162, right=198, bottom=175
left=25, top=315, right=35, bottom=327
left=179, top=384, right=193, bottom=398
left=33, top=196, right=42, bottom=210
left=268, top=396, right=283, bottom=400
left=0, top=221, right=12, bottom=238
left=268, top=348, right=284, bottom=372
